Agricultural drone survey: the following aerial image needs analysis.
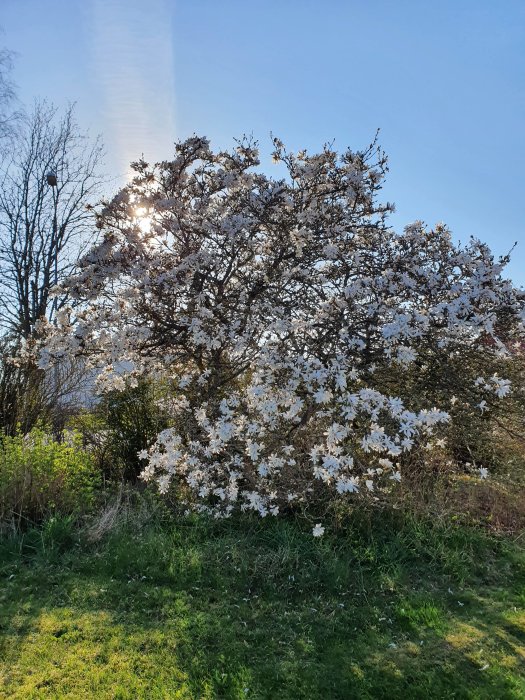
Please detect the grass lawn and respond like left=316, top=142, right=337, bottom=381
left=1, top=509, right=524, bottom=699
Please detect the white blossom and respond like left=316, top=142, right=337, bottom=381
left=38, top=134, right=524, bottom=519
left=312, top=523, right=325, bottom=537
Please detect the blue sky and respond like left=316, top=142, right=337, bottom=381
left=2, top=0, right=524, bottom=284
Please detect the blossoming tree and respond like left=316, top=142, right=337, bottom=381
left=39, top=135, right=525, bottom=520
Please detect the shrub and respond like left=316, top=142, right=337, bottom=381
left=96, top=380, right=169, bottom=482
left=40, top=135, right=525, bottom=526
left=0, top=427, right=99, bottom=530
left=70, top=380, right=169, bottom=483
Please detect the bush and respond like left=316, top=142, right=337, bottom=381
left=41, top=135, right=525, bottom=523
left=97, top=381, right=169, bottom=482
left=0, top=427, right=99, bottom=530
left=70, top=380, right=169, bottom=483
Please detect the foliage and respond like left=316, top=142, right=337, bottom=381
left=40, top=135, right=525, bottom=526
left=0, top=426, right=99, bottom=529
left=70, top=381, right=170, bottom=483
left=1, top=510, right=524, bottom=698
left=0, top=342, right=48, bottom=435
left=369, top=346, right=525, bottom=481
left=97, top=381, right=170, bottom=482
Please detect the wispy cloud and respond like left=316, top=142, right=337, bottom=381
left=87, top=0, right=176, bottom=179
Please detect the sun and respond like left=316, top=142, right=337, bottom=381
left=134, top=206, right=152, bottom=234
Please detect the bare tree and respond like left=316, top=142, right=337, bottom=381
left=0, top=335, right=83, bottom=434
left=0, top=101, right=104, bottom=433
left=0, top=46, right=21, bottom=151
left=0, top=101, right=104, bottom=339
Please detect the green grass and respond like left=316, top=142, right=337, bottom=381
left=1, top=508, right=524, bottom=699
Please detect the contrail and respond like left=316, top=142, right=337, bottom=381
left=87, top=0, right=176, bottom=181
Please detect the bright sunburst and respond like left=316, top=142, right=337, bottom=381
left=134, top=206, right=152, bottom=234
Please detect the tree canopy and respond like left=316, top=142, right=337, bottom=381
left=40, top=135, right=525, bottom=519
